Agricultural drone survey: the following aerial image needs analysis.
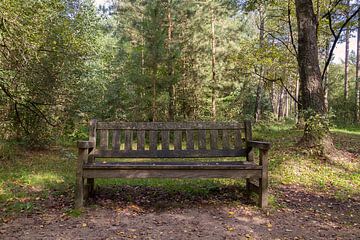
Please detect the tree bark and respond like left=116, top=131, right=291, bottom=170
left=254, top=3, right=265, bottom=122
left=295, top=0, right=330, bottom=148
left=295, top=77, right=300, bottom=123
left=211, top=10, right=217, bottom=121
left=344, top=0, right=350, bottom=101
left=323, top=39, right=330, bottom=111
left=167, top=2, right=175, bottom=121
left=152, top=65, right=158, bottom=122
left=356, top=2, right=360, bottom=122
left=278, top=86, right=284, bottom=120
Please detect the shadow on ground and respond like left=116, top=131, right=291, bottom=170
left=89, top=184, right=254, bottom=211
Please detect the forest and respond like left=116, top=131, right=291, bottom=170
left=0, top=0, right=360, bottom=239
left=0, top=0, right=359, bottom=149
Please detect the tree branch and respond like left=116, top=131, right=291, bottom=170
left=322, top=5, right=360, bottom=80
left=287, top=0, right=298, bottom=55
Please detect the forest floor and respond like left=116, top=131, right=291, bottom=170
left=0, top=124, right=359, bottom=239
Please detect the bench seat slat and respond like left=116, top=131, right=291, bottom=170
left=84, top=161, right=261, bottom=170
left=83, top=168, right=261, bottom=179
left=92, top=149, right=247, bottom=158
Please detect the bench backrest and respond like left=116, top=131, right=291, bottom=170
left=89, top=120, right=252, bottom=158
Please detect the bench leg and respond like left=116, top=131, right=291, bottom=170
left=246, top=178, right=252, bottom=193
left=87, top=178, right=95, bottom=197
left=259, top=176, right=268, bottom=208
left=75, top=147, right=87, bottom=209
left=75, top=175, right=85, bottom=209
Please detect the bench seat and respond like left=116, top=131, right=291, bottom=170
left=83, top=161, right=262, bottom=170
left=83, top=161, right=262, bottom=179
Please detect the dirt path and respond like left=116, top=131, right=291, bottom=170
left=1, top=185, right=359, bottom=240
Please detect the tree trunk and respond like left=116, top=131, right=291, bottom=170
left=152, top=65, right=158, bottom=122
left=270, top=81, right=276, bottom=114
left=254, top=4, right=265, bottom=122
left=295, top=77, right=300, bottom=123
left=278, top=87, right=284, bottom=120
left=295, top=0, right=331, bottom=149
left=323, top=40, right=330, bottom=111
left=167, top=3, right=175, bottom=121
left=211, top=10, right=217, bottom=121
left=344, top=0, right=350, bottom=101
left=356, top=2, right=360, bottom=122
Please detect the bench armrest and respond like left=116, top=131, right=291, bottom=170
left=77, top=141, right=95, bottom=149
left=246, top=140, right=271, bottom=151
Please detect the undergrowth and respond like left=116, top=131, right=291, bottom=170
left=0, top=123, right=359, bottom=217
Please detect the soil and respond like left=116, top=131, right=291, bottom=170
left=1, top=184, right=359, bottom=240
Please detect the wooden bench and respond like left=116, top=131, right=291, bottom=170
left=75, top=120, right=271, bottom=209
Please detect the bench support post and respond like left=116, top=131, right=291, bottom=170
left=86, top=119, right=97, bottom=198
left=259, top=149, right=269, bottom=208
left=75, top=147, right=88, bottom=209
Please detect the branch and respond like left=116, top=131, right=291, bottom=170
left=252, top=70, right=300, bottom=105
left=266, top=31, right=297, bottom=57
left=322, top=0, right=344, bottom=19
left=322, top=5, right=360, bottom=80
left=287, top=0, right=298, bottom=55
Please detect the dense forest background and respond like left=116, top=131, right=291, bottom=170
left=0, top=0, right=359, bottom=149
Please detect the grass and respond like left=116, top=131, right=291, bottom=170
left=0, top=124, right=359, bottom=216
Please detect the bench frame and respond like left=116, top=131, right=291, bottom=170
left=75, top=120, right=270, bottom=209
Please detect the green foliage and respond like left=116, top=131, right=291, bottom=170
left=0, top=0, right=359, bottom=149
left=303, top=111, right=331, bottom=140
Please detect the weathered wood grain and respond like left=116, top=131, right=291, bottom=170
left=83, top=169, right=261, bottom=179
left=186, top=130, right=194, bottom=150
left=93, top=149, right=247, bottom=158
left=97, top=122, right=244, bottom=130
left=112, top=130, right=120, bottom=151
left=99, top=130, right=108, bottom=150
left=174, top=131, right=182, bottom=150
left=198, top=130, right=207, bottom=150
left=84, top=161, right=261, bottom=170
left=124, top=130, right=132, bottom=151
left=222, top=130, right=230, bottom=150
left=149, top=130, right=157, bottom=150
left=235, top=129, right=242, bottom=149
left=161, top=131, right=170, bottom=150
left=210, top=130, right=218, bottom=150
left=137, top=130, right=145, bottom=150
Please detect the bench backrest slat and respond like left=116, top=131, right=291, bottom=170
left=124, top=130, right=133, bottom=151
left=235, top=129, right=242, bottom=149
left=149, top=130, right=157, bottom=150
left=210, top=130, right=218, bottom=150
left=89, top=121, right=250, bottom=158
left=99, top=129, right=108, bottom=150
left=112, top=130, right=120, bottom=151
left=198, top=130, right=207, bottom=150
left=161, top=131, right=170, bottom=150
left=186, top=130, right=194, bottom=150
left=137, top=130, right=145, bottom=150
left=173, top=131, right=182, bottom=150
left=97, top=122, right=243, bottom=130
left=222, top=130, right=230, bottom=150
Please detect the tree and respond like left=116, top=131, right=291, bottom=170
left=294, top=0, right=330, bottom=150
left=356, top=0, right=360, bottom=122
left=344, top=0, right=351, bottom=101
